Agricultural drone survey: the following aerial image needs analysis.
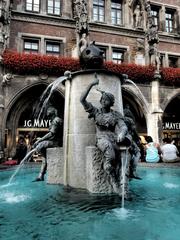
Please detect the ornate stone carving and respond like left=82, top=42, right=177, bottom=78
left=78, top=32, right=88, bottom=54
left=0, top=0, right=12, bottom=24
left=133, top=4, right=143, bottom=28
left=145, top=0, right=160, bottom=76
left=2, top=73, right=13, bottom=86
left=149, top=44, right=160, bottom=73
left=0, top=0, right=12, bottom=55
left=145, top=1, right=159, bottom=44
left=136, top=38, right=145, bottom=51
left=73, top=0, right=89, bottom=35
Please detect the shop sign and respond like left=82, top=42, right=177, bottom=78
left=163, top=122, right=180, bottom=130
left=24, top=119, right=51, bottom=128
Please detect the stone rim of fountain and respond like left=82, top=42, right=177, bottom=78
left=63, top=69, right=126, bottom=84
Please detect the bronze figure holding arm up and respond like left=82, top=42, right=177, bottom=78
left=80, top=73, right=130, bottom=194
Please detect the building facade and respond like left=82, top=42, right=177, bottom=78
left=0, top=0, right=180, bottom=160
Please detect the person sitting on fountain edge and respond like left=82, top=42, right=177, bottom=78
left=33, top=106, right=63, bottom=181
left=80, top=73, right=131, bottom=195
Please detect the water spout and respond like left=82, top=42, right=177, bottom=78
left=124, top=79, right=148, bottom=106
left=120, top=147, right=128, bottom=208
left=8, top=149, right=37, bottom=185
left=34, top=75, right=68, bottom=120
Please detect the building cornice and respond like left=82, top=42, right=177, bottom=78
left=90, top=22, right=180, bottom=44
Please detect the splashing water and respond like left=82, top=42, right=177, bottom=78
left=34, top=75, right=68, bottom=120
left=121, top=148, right=128, bottom=208
left=8, top=149, right=36, bottom=185
left=1, top=192, right=30, bottom=204
left=112, top=207, right=134, bottom=220
left=164, top=182, right=179, bottom=189
left=125, top=79, right=148, bottom=105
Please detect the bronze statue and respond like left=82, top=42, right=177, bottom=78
left=33, top=106, right=63, bottom=181
left=124, top=104, right=141, bottom=180
left=80, top=73, right=131, bottom=194
left=79, top=41, right=104, bottom=69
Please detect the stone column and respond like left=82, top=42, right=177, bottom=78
left=127, top=1, right=133, bottom=28
left=63, top=0, right=73, bottom=18
left=160, top=5, right=166, bottom=32
left=177, top=8, right=180, bottom=35
left=147, top=78, right=163, bottom=143
left=63, top=79, right=71, bottom=185
left=0, top=76, right=4, bottom=161
left=87, top=0, right=93, bottom=22
left=0, top=0, right=12, bottom=161
left=164, top=53, right=169, bottom=67
left=106, top=0, right=111, bottom=24
left=147, top=112, right=163, bottom=144
left=63, top=70, right=124, bottom=189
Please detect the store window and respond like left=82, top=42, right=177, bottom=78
left=111, top=0, right=122, bottom=25
left=112, top=49, right=124, bottom=64
left=165, top=10, right=174, bottom=33
left=93, top=0, right=105, bottom=22
left=47, top=0, right=61, bottom=15
left=151, top=7, right=159, bottom=28
left=168, top=56, right=179, bottom=68
left=23, top=39, right=39, bottom=53
left=25, top=0, right=40, bottom=12
left=46, top=41, right=61, bottom=56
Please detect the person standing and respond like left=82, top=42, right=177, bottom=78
left=13, top=136, right=27, bottom=164
left=145, top=136, right=161, bottom=163
left=161, top=138, right=180, bottom=163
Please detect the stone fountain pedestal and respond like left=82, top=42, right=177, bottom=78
left=47, top=70, right=125, bottom=193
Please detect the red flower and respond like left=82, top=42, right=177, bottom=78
left=2, top=51, right=180, bottom=86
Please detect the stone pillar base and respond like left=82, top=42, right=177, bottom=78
left=86, top=146, right=114, bottom=194
left=47, top=147, right=64, bottom=184
left=47, top=146, right=129, bottom=197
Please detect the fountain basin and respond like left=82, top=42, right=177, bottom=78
left=0, top=166, right=180, bottom=240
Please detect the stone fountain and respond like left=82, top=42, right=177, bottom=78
left=46, top=41, right=139, bottom=199
left=10, top=0, right=141, bottom=199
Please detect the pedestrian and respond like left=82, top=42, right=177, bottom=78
left=139, top=136, right=147, bottom=162
left=145, top=136, right=161, bottom=163
left=161, top=138, right=180, bottom=163
left=13, top=136, right=27, bottom=164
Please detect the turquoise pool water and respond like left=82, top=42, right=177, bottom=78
left=0, top=166, right=180, bottom=240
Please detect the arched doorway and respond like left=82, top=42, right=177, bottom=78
left=5, top=83, right=64, bottom=159
left=162, top=95, right=180, bottom=151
